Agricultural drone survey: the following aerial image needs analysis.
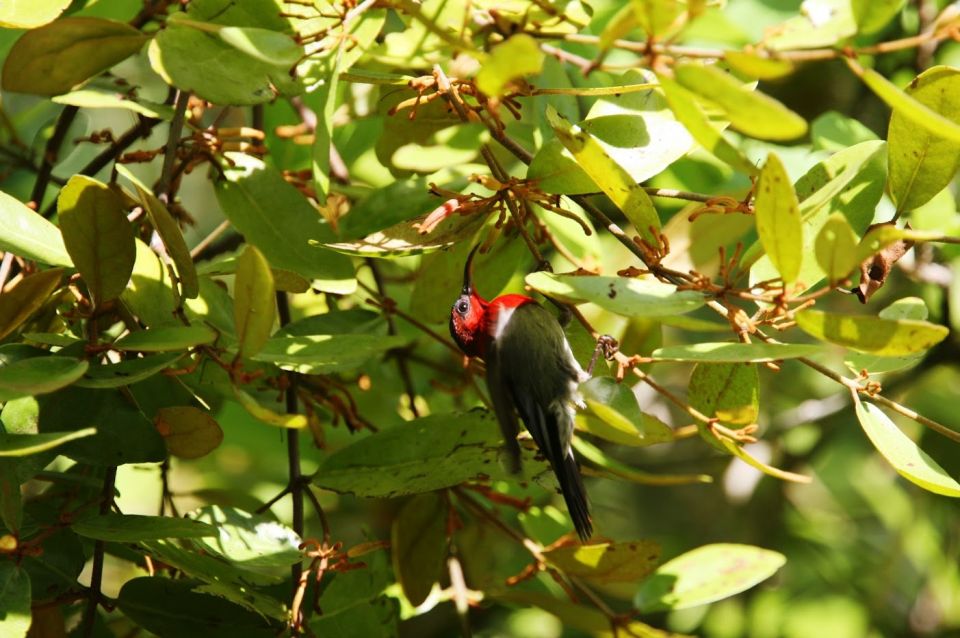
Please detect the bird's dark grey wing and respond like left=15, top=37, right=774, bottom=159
left=485, top=341, right=522, bottom=474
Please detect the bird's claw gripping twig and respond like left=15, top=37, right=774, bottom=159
left=586, top=334, right=619, bottom=376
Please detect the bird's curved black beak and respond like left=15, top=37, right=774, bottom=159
left=462, top=244, right=480, bottom=296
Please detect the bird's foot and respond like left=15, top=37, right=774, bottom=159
left=586, top=334, right=619, bottom=376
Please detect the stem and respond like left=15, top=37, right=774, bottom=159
left=31, top=105, right=79, bottom=210
left=156, top=90, right=190, bottom=202
left=80, top=466, right=117, bottom=638
left=277, top=292, right=305, bottom=588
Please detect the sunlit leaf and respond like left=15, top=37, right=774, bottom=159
left=674, top=63, right=807, bottom=141
left=476, top=34, right=544, bottom=96
left=573, top=437, right=713, bottom=486
left=689, top=362, right=758, bottom=449
left=0, top=563, right=30, bottom=638
left=252, top=334, right=407, bottom=374
left=852, top=0, right=907, bottom=35
left=233, top=387, right=308, bottom=429
left=795, top=309, right=949, bottom=356
left=234, top=245, right=276, bottom=358
left=188, top=506, right=301, bottom=579
left=887, top=66, right=960, bottom=213
left=525, top=272, right=703, bottom=317
left=754, top=153, right=803, bottom=283
left=855, top=399, right=960, bottom=497
left=723, top=51, right=794, bottom=80
left=0, top=190, right=72, bottom=267
left=0, top=0, right=70, bottom=28
left=580, top=377, right=673, bottom=446
left=652, top=342, right=821, bottom=362
left=814, top=213, right=860, bottom=282
left=76, top=352, right=183, bottom=389
left=544, top=539, right=660, bottom=583
left=635, top=543, right=786, bottom=612
left=545, top=105, right=661, bottom=243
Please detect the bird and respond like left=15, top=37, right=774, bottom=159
left=449, top=245, right=593, bottom=540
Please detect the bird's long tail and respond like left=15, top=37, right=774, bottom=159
left=554, top=450, right=592, bottom=541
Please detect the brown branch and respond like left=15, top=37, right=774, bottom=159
left=367, top=258, right=420, bottom=417
left=31, top=105, right=79, bottom=210
left=80, top=466, right=117, bottom=638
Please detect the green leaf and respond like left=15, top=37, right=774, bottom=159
left=525, top=272, right=704, bottom=317
left=651, top=342, right=822, bottom=362
left=73, top=513, right=217, bottom=542
left=115, top=326, right=217, bottom=353
left=0, top=0, right=70, bottom=28
left=121, top=238, right=178, bottom=327
left=213, top=24, right=303, bottom=66
left=674, top=63, right=807, bottom=141
left=580, top=377, right=673, bottom=447
left=148, top=9, right=301, bottom=105
left=252, top=334, right=407, bottom=374
left=545, top=105, right=661, bottom=243
left=53, top=87, right=175, bottom=120
left=689, top=363, right=758, bottom=448
left=632, top=0, right=688, bottom=38
left=814, top=213, right=860, bottom=282
left=313, top=411, right=549, bottom=497
left=76, top=352, right=183, bottom=389
left=0, top=190, right=72, bottom=266
left=494, top=591, right=610, bottom=634
left=852, top=224, right=940, bottom=267
left=188, top=506, right=301, bottom=579
left=0, top=461, right=22, bottom=533
left=0, top=429, right=97, bottom=457
left=0, top=357, right=88, bottom=401
left=476, top=34, right=544, bottom=96
left=657, top=75, right=758, bottom=175
left=529, top=70, right=696, bottom=195
left=0, top=563, right=31, bottom=638
left=795, top=309, right=949, bottom=356
left=155, top=407, right=223, bottom=460
left=1, top=17, right=148, bottom=95
left=887, top=66, right=960, bottom=213
left=123, top=178, right=199, bottom=299
left=0, top=269, right=64, bottom=341
left=544, top=539, right=660, bottom=584
left=754, top=153, right=803, bottom=283
left=723, top=51, right=794, bottom=80
left=58, top=175, right=136, bottom=306
left=845, top=297, right=931, bottom=374
left=765, top=0, right=856, bottom=50
left=234, top=245, right=276, bottom=358
left=854, top=62, right=960, bottom=144
left=324, top=208, right=485, bottom=257
left=216, top=154, right=355, bottom=292
left=852, top=0, right=907, bottom=35
left=855, top=400, right=960, bottom=497
left=233, top=387, right=308, bottom=429
left=117, top=577, right=277, bottom=638
left=391, top=492, right=448, bottom=606
left=635, top=543, right=786, bottom=612
left=811, top=111, right=879, bottom=152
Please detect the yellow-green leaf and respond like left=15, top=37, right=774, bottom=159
left=887, top=66, right=960, bottom=213
left=635, top=544, right=786, bottom=612
left=2, top=18, right=148, bottom=95
left=674, top=63, right=807, bottom=141
left=689, top=362, right=758, bottom=451
left=0, top=0, right=70, bottom=28
left=58, top=176, right=136, bottom=306
left=723, top=51, right=794, bottom=80
left=0, top=190, right=72, bottom=267
left=754, top=153, right=803, bottom=283
left=475, top=34, right=544, bottom=97
left=795, top=309, right=949, bottom=356
left=133, top=183, right=200, bottom=299
left=525, top=271, right=703, bottom=317
left=814, top=213, right=860, bottom=282
left=855, top=399, right=960, bottom=497
left=234, top=245, right=276, bottom=358
left=233, top=387, right=307, bottom=429
left=852, top=225, right=941, bottom=269
left=851, top=60, right=960, bottom=143
left=0, top=269, right=63, bottom=341
left=652, top=342, right=822, bottom=362
left=631, top=0, right=687, bottom=38
left=391, top=492, right=448, bottom=606
left=114, top=326, right=217, bottom=352
left=658, top=75, right=758, bottom=175
left=545, top=106, right=660, bottom=243
left=544, top=539, right=660, bottom=584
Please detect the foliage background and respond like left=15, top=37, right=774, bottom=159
left=0, top=0, right=959, bottom=637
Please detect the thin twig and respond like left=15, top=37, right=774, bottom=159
left=31, top=105, right=79, bottom=209
left=155, top=90, right=190, bottom=201
left=80, top=466, right=117, bottom=638
left=367, top=258, right=420, bottom=417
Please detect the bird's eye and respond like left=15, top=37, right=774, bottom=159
left=456, top=300, right=469, bottom=314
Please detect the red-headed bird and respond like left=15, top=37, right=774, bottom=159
left=449, top=246, right=592, bottom=540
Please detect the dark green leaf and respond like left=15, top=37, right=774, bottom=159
left=76, top=352, right=183, bottom=389
left=0, top=357, right=89, bottom=401
left=2, top=17, right=148, bottom=95
left=73, top=513, right=216, bottom=542
left=155, top=407, right=223, bottom=459
left=115, top=326, right=217, bottom=353
left=0, top=269, right=64, bottom=341
left=391, top=492, right=448, bottom=606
